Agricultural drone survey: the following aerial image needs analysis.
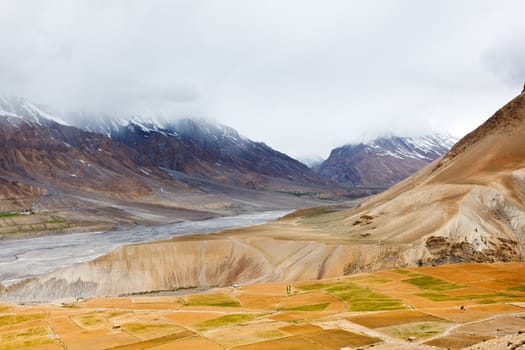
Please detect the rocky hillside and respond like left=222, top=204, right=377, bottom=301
left=318, top=134, right=457, bottom=187
left=72, top=115, right=327, bottom=190
left=0, top=179, right=47, bottom=212
left=0, top=97, right=155, bottom=199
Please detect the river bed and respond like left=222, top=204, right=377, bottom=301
left=0, top=210, right=289, bottom=287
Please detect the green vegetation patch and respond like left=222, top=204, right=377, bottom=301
left=280, top=303, right=330, bottom=312
left=297, top=282, right=335, bottom=291
left=78, top=314, right=106, bottom=327
left=61, top=303, right=77, bottom=309
left=0, top=212, right=23, bottom=218
left=379, top=321, right=452, bottom=340
left=404, top=275, right=464, bottom=291
left=0, top=314, right=48, bottom=327
left=0, top=338, right=54, bottom=350
left=0, top=326, right=48, bottom=343
left=281, top=191, right=319, bottom=198
left=417, top=291, right=522, bottom=303
left=347, top=299, right=405, bottom=312
left=417, top=291, right=456, bottom=302
left=123, top=323, right=182, bottom=335
left=348, top=275, right=392, bottom=284
left=0, top=305, right=14, bottom=314
left=327, top=283, right=404, bottom=311
left=0, top=326, right=55, bottom=350
left=393, top=269, right=420, bottom=277
left=255, top=329, right=286, bottom=339
left=283, top=206, right=338, bottom=220
left=508, top=285, right=525, bottom=292
left=103, top=311, right=129, bottom=319
left=298, top=281, right=404, bottom=311
left=194, top=314, right=256, bottom=331
left=0, top=218, right=70, bottom=236
left=185, top=294, right=240, bottom=307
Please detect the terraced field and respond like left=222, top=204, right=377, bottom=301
left=3, top=262, right=525, bottom=349
left=0, top=212, right=72, bottom=238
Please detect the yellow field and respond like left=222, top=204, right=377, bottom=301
left=2, top=262, right=525, bottom=350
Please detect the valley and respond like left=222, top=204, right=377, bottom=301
left=3, top=2, right=525, bottom=349
left=0, top=96, right=349, bottom=239
left=0, top=210, right=291, bottom=289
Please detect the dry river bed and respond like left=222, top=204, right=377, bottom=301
left=0, top=210, right=289, bottom=287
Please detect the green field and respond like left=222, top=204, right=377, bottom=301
left=194, top=314, right=256, bottom=331
left=298, top=281, right=405, bottom=311
left=185, top=294, right=241, bottom=307
left=403, top=275, right=464, bottom=291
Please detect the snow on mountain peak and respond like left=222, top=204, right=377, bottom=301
left=0, top=96, right=249, bottom=148
left=361, top=133, right=458, bottom=161
left=319, top=132, right=458, bottom=188
left=70, top=113, right=247, bottom=145
left=0, top=95, right=70, bottom=126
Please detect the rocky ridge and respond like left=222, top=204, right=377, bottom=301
left=318, top=134, right=457, bottom=187
left=72, top=114, right=328, bottom=190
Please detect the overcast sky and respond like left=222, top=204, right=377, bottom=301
left=1, top=1, right=525, bottom=159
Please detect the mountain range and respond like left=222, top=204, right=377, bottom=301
left=0, top=96, right=341, bottom=233
left=0, top=95, right=457, bottom=235
left=317, top=134, right=457, bottom=188
left=0, top=96, right=324, bottom=189
left=78, top=115, right=323, bottom=189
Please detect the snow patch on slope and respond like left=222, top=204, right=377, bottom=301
left=363, top=134, right=458, bottom=161
left=0, top=95, right=70, bottom=126
left=73, top=113, right=249, bottom=147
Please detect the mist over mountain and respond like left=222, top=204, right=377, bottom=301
left=0, top=95, right=345, bottom=230
left=1, top=94, right=459, bottom=194
left=1, top=1, right=525, bottom=160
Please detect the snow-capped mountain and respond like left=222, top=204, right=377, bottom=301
left=0, top=95, right=69, bottom=126
left=0, top=100, right=158, bottom=210
left=74, top=114, right=325, bottom=188
left=71, top=113, right=178, bottom=138
left=76, top=114, right=250, bottom=153
left=0, top=96, right=342, bottom=217
left=318, top=134, right=458, bottom=188
left=0, top=96, right=330, bottom=195
left=361, top=134, right=457, bottom=161
left=73, top=113, right=251, bottom=148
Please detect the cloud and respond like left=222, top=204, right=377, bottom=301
left=1, top=0, right=525, bottom=158
left=483, top=37, right=525, bottom=88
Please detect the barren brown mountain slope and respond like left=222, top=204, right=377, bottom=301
left=0, top=178, right=47, bottom=212
left=334, top=92, right=525, bottom=264
left=4, top=93, right=525, bottom=301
